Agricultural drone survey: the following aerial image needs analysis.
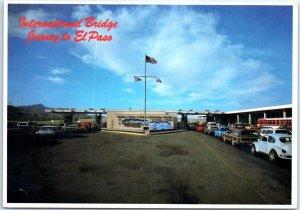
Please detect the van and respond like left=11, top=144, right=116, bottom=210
left=17, top=121, right=33, bottom=128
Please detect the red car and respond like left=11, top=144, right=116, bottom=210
left=80, top=122, right=92, bottom=129
left=197, top=124, right=206, bottom=132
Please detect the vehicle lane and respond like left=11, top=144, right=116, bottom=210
left=191, top=131, right=291, bottom=204
left=196, top=133, right=270, bottom=203
left=138, top=131, right=291, bottom=204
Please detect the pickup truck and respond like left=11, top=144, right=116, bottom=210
left=214, top=126, right=229, bottom=139
left=221, top=129, right=260, bottom=146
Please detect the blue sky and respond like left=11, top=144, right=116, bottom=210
left=7, top=4, right=293, bottom=112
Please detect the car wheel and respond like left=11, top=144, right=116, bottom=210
left=251, top=145, right=256, bottom=155
left=269, top=150, right=278, bottom=162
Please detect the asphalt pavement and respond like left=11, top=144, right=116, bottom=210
left=7, top=130, right=291, bottom=205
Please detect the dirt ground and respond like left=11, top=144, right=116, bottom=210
left=7, top=130, right=291, bottom=205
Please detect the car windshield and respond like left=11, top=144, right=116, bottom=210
left=275, top=130, right=291, bottom=135
left=279, top=137, right=292, bottom=143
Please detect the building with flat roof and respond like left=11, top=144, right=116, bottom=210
left=223, top=104, right=292, bottom=125
left=106, top=110, right=178, bottom=130
left=46, top=104, right=292, bottom=129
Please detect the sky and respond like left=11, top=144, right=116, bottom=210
left=7, top=4, right=293, bottom=112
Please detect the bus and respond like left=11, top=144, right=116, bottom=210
left=257, top=118, right=292, bottom=130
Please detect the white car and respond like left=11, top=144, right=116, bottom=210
left=36, top=126, right=62, bottom=136
left=259, top=127, right=291, bottom=136
left=205, top=122, right=218, bottom=135
left=251, top=134, right=292, bottom=162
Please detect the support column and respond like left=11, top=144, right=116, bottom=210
left=248, top=113, right=252, bottom=125
left=236, top=114, right=240, bottom=123
left=96, top=113, right=102, bottom=131
left=263, top=112, right=267, bottom=119
left=283, top=110, right=287, bottom=118
left=180, top=114, right=188, bottom=129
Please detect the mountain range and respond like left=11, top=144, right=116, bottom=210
left=7, top=104, right=62, bottom=121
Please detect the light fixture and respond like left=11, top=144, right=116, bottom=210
left=134, top=76, right=142, bottom=82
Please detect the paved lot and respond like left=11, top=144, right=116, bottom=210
left=7, top=131, right=291, bottom=204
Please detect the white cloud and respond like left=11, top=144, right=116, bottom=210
left=35, top=66, right=70, bottom=84
left=69, top=6, right=281, bottom=109
left=47, top=76, right=65, bottom=84
left=71, top=5, right=92, bottom=20
left=8, top=8, right=62, bottom=39
left=50, top=68, right=71, bottom=75
left=35, top=74, right=66, bottom=84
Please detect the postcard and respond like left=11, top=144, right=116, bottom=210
left=2, top=1, right=298, bottom=209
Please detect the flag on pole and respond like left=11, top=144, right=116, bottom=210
left=145, top=55, right=157, bottom=64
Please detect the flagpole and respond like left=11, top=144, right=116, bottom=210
left=144, top=53, right=147, bottom=129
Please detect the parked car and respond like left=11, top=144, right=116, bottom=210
left=188, top=122, right=199, bottom=130
left=230, top=123, right=251, bottom=130
left=251, top=134, right=292, bottom=162
left=36, top=126, right=62, bottom=136
left=80, top=122, right=92, bottom=129
left=17, top=121, right=33, bottom=128
left=17, top=121, right=34, bottom=131
left=197, top=123, right=206, bottom=132
left=258, top=127, right=292, bottom=136
left=214, top=125, right=229, bottom=139
left=222, top=129, right=260, bottom=146
left=204, top=122, right=218, bottom=135
left=65, top=124, right=80, bottom=130
left=100, top=122, right=107, bottom=128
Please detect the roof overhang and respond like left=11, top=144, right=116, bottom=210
left=225, top=104, right=292, bottom=114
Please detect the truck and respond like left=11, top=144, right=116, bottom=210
left=221, top=129, right=260, bottom=146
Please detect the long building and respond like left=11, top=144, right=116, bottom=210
left=46, top=104, right=292, bottom=130
left=223, top=104, right=292, bottom=125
